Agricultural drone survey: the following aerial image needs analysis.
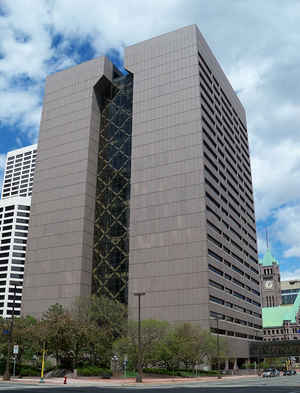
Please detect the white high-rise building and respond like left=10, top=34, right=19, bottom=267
left=0, top=144, right=36, bottom=317
left=0, top=197, right=31, bottom=317
left=1, top=145, right=37, bottom=199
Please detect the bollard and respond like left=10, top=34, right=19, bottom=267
left=64, top=376, right=67, bottom=384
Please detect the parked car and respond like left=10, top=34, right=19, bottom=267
left=273, top=368, right=280, bottom=376
left=262, top=368, right=276, bottom=377
left=283, top=369, right=296, bottom=376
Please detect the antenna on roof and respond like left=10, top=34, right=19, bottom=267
left=266, top=229, right=269, bottom=249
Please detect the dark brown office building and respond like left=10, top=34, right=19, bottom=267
left=22, top=25, right=262, bottom=358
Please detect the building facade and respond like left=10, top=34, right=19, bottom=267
left=0, top=197, right=31, bottom=317
left=260, top=250, right=300, bottom=341
left=0, top=144, right=37, bottom=318
left=281, top=280, right=300, bottom=305
left=1, top=145, right=37, bottom=199
left=259, top=249, right=282, bottom=307
left=21, top=25, right=262, bottom=356
left=263, top=293, right=300, bottom=341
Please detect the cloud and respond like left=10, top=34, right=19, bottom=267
left=252, top=140, right=300, bottom=221
left=0, top=153, right=6, bottom=197
left=272, top=205, right=300, bottom=258
left=0, top=154, right=5, bottom=170
left=1, top=0, right=300, bottom=274
left=280, top=269, right=300, bottom=282
left=257, top=233, right=268, bottom=256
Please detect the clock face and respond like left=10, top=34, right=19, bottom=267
left=264, top=280, right=273, bottom=289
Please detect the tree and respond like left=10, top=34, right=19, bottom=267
left=114, top=320, right=228, bottom=372
left=172, top=323, right=228, bottom=369
left=71, top=295, right=127, bottom=367
left=113, top=319, right=170, bottom=369
left=41, top=303, right=74, bottom=368
left=12, top=315, right=38, bottom=364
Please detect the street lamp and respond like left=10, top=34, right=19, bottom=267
left=3, top=284, right=18, bottom=381
left=214, top=314, right=222, bottom=379
left=134, top=292, right=145, bottom=383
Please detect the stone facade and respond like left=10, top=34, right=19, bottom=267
left=21, top=25, right=262, bottom=356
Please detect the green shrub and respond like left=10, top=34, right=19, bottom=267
left=143, top=368, right=219, bottom=377
left=19, top=365, right=40, bottom=377
left=77, top=366, right=112, bottom=377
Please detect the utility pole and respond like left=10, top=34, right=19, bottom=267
left=134, top=292, right=145, bottom=383
left=3, top=285, right=18, bottom=381
left=215, top=314, right=222, bottom=379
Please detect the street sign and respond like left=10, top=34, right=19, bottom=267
left=13, top=345, right=19, bottom=354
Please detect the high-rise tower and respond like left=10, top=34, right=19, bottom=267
left=22, top=25, right=262, bottom=357
left=1, top=145, right=37, bottom=199
left=0, top=145, right=36, bottom=317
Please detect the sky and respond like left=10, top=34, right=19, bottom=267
left=0, top=0, right=300, bottom=280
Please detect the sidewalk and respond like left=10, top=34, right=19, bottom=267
left=6, top=374, right=259, bottom=387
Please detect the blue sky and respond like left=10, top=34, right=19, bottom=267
left=1, top=0, right=300, bottom=279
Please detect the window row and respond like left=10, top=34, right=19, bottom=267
left=208, top=266, right=261, bottom=305
left=202, top=121, right=255, bottom=208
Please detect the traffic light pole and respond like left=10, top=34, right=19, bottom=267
left=3, top=285, right=17, bottom=381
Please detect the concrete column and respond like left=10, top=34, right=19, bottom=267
left=225, top=358, right=229, bottom=371
left=233, top=359, right=238, bottom=370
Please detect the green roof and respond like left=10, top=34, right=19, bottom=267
left=259, top=248, right=278, bottom=267
left=262, top=293, right=300, bottom=328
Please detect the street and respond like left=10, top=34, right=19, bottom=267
left=1, top=374, right=300, bottom=392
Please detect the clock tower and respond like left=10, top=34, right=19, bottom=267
left=259, top=249, right=282, bottom=307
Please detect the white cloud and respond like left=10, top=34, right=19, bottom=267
left=272, top=205, right=300, bottom=258
left=257, top=233, right=268, bottom=256
left=252, top=140, right=300, bottom=220
left=1, top=0, right=300, bottom=262
left=0, top=153, right=6, bottom=196
left=280, top=269, right=300, bottom=282
left=0, top=154, right=6, bottom=170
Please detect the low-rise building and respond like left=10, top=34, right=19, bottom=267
left=281, top=280, right=300, bottom=305
left=260, top=249, right=300, bottom=341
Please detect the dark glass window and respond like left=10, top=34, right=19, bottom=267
left=92, top=72, right=133, bottom=304
left=18, top=205, right=30, bottom=211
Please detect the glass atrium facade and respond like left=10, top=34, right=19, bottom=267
left=92, top=72, right=133, bottom=304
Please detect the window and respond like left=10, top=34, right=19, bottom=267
left=17, top=212, right=29, bottom=217
left=18, top=205, right=30, bottom=211
left=12, top=252, right=25, bottom=258
left=208, top=264, right=223, bottom=276
left=209, top=279, right=224, bottom=291
left=14, top=239, right=27, bottom=244
left=13, top=245, right=26, bottom=251
left=14, top=232, right=28, bottom=238
left=11, top=259, right=25, bottom=265
left=11, top=266, right=24, bottom=272
left=15, top=225, right=28, bottom=231
left=210, top=295, right=224, bottom=305
left=16, top=218, right=29, bottom=224
left=10, top=273, right=23, bottom=279
left=208, top=249, right=222, bottom=262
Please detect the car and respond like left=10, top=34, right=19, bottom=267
left=262, top=368, right=275, bottom=377
left=283, top=369, right=296, bottom=376
left=273, top=368, right=280, bottom=376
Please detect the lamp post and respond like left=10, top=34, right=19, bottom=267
left=214, top=314, right=222, bottom=379
left=134, top=292, right=145, bottom=383
left=3, top=285, right=18, bottom=381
